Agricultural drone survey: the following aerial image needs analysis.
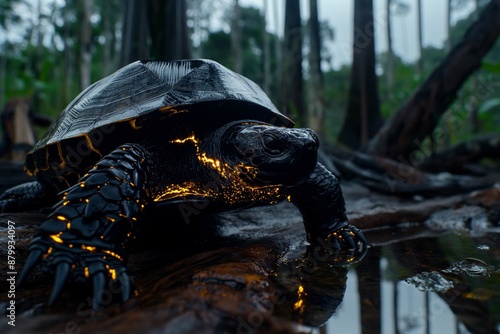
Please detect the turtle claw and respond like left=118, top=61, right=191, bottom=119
left=92, top=271, right=106, bottom=310
left=119, top=272, right=131, bottom=302
left=18, top=234, right=132, bottom=308
left=340, top=228, right=357, bottom=249
left=350, top=226, right=369, bottom=246
left=49, top=262, right=71, bottom=305
left=315, top=225, right=369, bottom=264
left=17, top=244, right=47, bottom=288
left=333, top=225, right=369, bottom=251
left=330, top=234, right=341, bottom=249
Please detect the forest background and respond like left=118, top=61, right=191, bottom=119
left=0, top=0, right=499, bottom=171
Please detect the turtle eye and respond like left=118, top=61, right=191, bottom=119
left=262, top=133, right=287, bottom=155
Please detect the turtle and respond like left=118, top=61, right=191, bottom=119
left=0, top=59, right=368, bottom=309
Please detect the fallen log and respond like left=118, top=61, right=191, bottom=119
left=0, top=202, right=358, bottom=334
left=327, top=146, right=499, bottom=197
left=419, top=134, right=500, bottom=175
left=1, top=181, right=499, bottom=333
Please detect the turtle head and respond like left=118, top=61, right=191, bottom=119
left=222, top=122, right=319, bottom=185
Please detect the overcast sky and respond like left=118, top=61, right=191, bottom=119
left=241, top=0, right=477, bottom=69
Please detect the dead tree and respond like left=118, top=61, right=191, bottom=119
left=366, top=0, right=500, bottom=161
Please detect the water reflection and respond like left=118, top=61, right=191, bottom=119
left=326, top=230, right=500, bottom=334
left=2, top=204, right=499, bottom=334
left=270, top=245, right=364, bottom=328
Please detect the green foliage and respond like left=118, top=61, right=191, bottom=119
left=1, top=0, right=125, bottom=118
left=478, top=98, right=500, bottom=114
left=446, top=3, right=500, bottom=138
left=196, top=5, right=282, bottom=104
left=322, top=65, right=351, bottom=141
left=1, top=0, right=499, bottom=150
left=0, top=0, right=22, bottom=28
left=482, top=60, right=500, bottom=74
left=374, top=8, right=500, bottom=150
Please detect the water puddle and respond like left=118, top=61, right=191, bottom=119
left=325, top=230, right=500, bottom=334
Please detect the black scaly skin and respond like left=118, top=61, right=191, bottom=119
left=0, top=181, right=55, bottom=213
left=290, top=163, right=368, bottom=252
left=10, top=125, right=368, bottom=309
left=17, top=143, right=151, bottom=309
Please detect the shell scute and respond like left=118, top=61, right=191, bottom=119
left=24, top=59, right=293, bottom=184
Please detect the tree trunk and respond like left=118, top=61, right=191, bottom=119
left=79, top=0, right=93, bottom=90
left=101, top=0, right=113, bottom=76
left=263, top=0, right=271, bottom=95
left=32, top=0, right=43, bottom=113
left=416, top=0, right=424, bottom=76
left=469, top=0, right=482, bottom=134
left=148, top=0, right=191, bottom=61
left=385, top=0, right=394, bottom=91
left=273, top=0, right=282, bottom=104
left=230, top=0, right=242, bottom=73
left=338, top=0, right=383, bottom=149
left=121, top=0, right=150, bottom=66
left=366, top=0, right=500, bottom=161
left=282, top=0, right=305, bottom=126
left=0, top=47, right=4, bottom=109
left=308, top=0, right=325, bottom=137
left=446, top=0, right=452, bottom=52
left=62, top=0, right=74, bottom=105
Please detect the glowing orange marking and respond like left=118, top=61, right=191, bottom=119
left=82, top=245, right=96, bottom=252
left=294, top=284, right=306, bottom=312
left=156, top=135, right=285, bottom=204
left=50, top=233, right=63, bottom=244
left=102, top=250, right=123, bottom=261
left=109, top=268, right=117, bottom=280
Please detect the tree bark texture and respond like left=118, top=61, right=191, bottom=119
left=148, top=0, right=192, bottom=61
left=231, top=0, right=243, bottom=73
left=366, top=0, right=500, bottom=161
left=121, top=0, right=149, bottom=65
left=308, top=0, right=326, bottom=137
left=121, top=0, right=191, bottom=64
left=419, top=134, right=500, bottom=174
left=416, top=0, right=423, bottom=76
left=79, top=0, right=93, bottom=90
left=385, top=0, right=394, bottom=91
left=339, top=0, right=383, bottom=150
left=263, top=0, right=271, bottom=94
left=282, top=0, right=305, bottom=126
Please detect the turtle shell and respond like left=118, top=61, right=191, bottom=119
left=24, top=59, right=293, bottom=189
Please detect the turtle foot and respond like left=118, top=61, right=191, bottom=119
left=307, top=225, right=369, bottom=265
left=18, top=235, right=131, bottom=310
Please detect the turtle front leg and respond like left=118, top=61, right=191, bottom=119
left=18, top=143, right=151, bottom=309
left=289, top=163, right=369, bottom=255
